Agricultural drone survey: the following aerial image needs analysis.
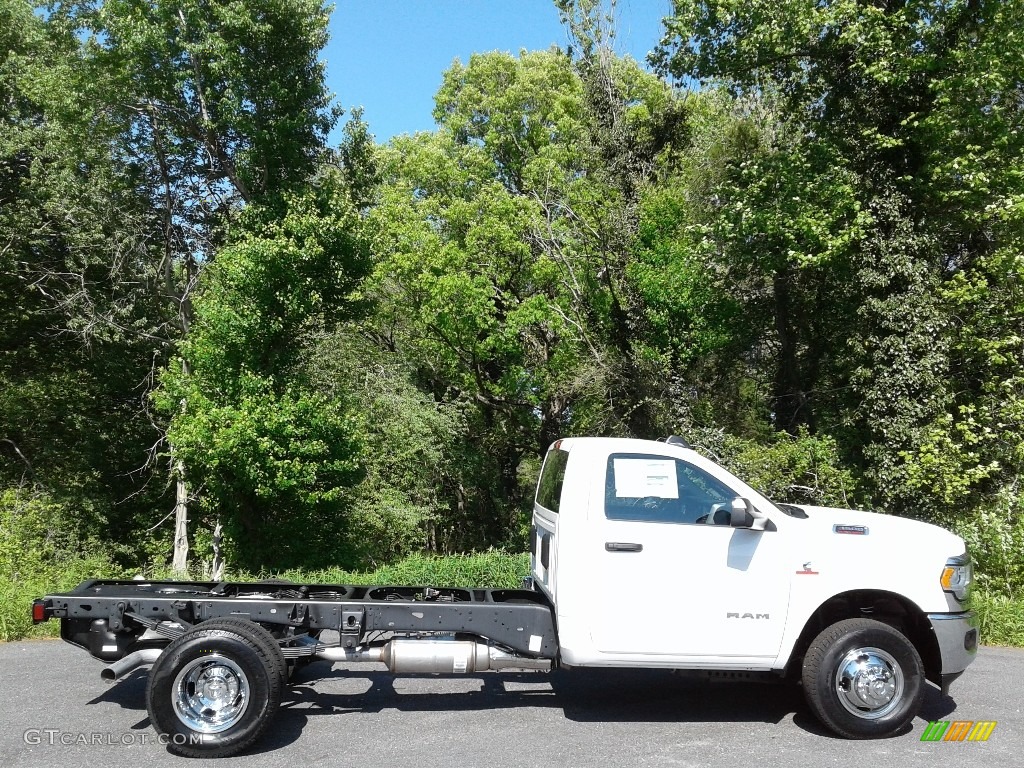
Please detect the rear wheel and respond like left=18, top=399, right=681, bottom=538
left=195, top=618, right=288, bottom=689
left=146, top=622, right=284, bottom=757
left=802, top=618, right=924, bottom=739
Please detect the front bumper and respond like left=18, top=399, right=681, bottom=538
left=927, top=611, right=978, bottom=694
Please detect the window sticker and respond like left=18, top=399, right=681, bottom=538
left=612, top=458, right=679, bottom=499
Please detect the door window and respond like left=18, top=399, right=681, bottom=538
left=604, top=453, right=735, bottom=525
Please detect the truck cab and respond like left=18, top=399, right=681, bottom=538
left=532, top=436, right=977, bottom=737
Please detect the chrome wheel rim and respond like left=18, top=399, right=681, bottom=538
left=834, top=646, right=904, bottom=720
left=172, top=654, right=250, bottom=733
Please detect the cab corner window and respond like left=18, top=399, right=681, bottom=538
left=536, top=448, right=569, bottom=513
left=605, top=453, right=733, bottom=525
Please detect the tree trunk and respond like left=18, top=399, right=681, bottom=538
left=171, top=351, right=193, bottom=576
left=210, top=520, right=225, bottom=580
left=171, top=458, right=189, bottom=575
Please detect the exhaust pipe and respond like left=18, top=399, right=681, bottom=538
left=316, top=638, right=550, bottom=674
left=100, top=648, right=162, bottom=682
left=314, top=646, right=385, bottom=663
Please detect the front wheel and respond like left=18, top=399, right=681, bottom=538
left=802, top=618, right=924, bottom=739
left=145, top=623, right=284, bottom=757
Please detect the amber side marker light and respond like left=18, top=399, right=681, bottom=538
left=940, top=555, right=972, bottom=601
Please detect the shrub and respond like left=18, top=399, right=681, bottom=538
left=271, top=550, right=530, bottom=589
left=952, top=488, right=1024, bottom=597
left=0, top=489, right=126, bottom=641
left=689, top=427, right=859, bottom=507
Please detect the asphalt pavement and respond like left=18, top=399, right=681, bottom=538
left=1, top=639, right=1020, bottom=768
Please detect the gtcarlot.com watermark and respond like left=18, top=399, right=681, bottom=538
left=24, top=729, right=203, bottom=747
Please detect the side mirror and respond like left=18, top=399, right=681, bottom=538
left=730, top=497, right=769, bottom=531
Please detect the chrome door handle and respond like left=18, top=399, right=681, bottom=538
left=605, top=542, right=643, bottom=552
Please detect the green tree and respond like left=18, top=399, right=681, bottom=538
left=557, top=0, right=692, bottom=437
left=156, top=180, right=369, bottom=570
left=1, top=0, right=170, bottom=550
left=69, top=0, right=342, bottom=569
left=655, top=0, right=1024, bottom=531
left=300, top=329, right=470, bottom=564
left=366, top=48, right=689, bottom=549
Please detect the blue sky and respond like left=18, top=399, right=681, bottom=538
left=324, top=0, right=675, bottom=144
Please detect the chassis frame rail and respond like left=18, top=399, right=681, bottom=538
left=36, top=579, right=558, bottom=661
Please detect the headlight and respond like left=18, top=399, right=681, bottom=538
left=940, top=554, right=972, bottom=602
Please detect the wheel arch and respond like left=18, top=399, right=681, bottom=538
left=784, top=590, right=940, bottom=686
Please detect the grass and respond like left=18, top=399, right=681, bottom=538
left=970, top=590, right=1024, bottom=647
left=270, top=550, right=531, bottom=589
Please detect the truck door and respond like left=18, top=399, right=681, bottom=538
left=592, top=451, right=791, bottom=660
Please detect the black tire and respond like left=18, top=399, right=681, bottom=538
left=208, top=611, right=309, bottom=684
left=802, top=618, right=924, bottom=739
left=145, top=623, right=285, bottom=758
left=196, top=618, right=289, bottom=690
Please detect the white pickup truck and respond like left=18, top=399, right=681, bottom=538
left=34, top=436, right=977, bottom=757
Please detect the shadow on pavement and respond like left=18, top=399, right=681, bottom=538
left=82, top=661, right=960, bottom=755
left=259, top=664, right=812, bottom=754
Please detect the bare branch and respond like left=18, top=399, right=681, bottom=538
left=0, top=438, right=35, bottom=478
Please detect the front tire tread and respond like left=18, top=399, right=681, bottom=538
left=802, top=617, right=924, bottom=739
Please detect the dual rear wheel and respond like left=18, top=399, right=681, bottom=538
left=145, top=619, right=287, bottom=758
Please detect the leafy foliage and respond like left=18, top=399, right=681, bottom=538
left=655, top=0, right=1024, bottom=535
left=156, top=184, right=368, bottom=570
left=82, top=0, right=339, bottom=206
left=0, top=489, right=126, bottom=641
left=690, top=427, right=858, bottom=509
left=953, top=490, right=1024, bottom=598
left=361, top=49, right=692, bottom=549
left=4, top=0, right=1024, bottom=611
left=1, top=0, right=171, bottom=549
left=299, top=330, right=470, bottom=565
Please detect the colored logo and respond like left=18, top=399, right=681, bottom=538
left=833, top=524, right=869, bottom=535
left=921, top=721, right=997, bottom=742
